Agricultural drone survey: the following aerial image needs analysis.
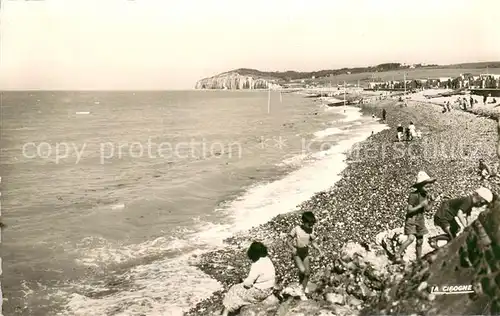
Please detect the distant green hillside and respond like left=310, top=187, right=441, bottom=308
left=222, top=62, right=500, bottom=81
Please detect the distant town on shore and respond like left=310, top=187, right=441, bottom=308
left=194, top=61, right=500, bottom=92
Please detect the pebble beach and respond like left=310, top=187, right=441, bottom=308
left=185, top=96, right=500, bottom=315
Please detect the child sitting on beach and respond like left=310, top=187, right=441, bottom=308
left=220, top=242, right=276, bottom=316
left=478, top=159, right=499, bottom=182
left=287, top=211, right=323, bottom=300
left=479, top=159, right=492, bottom=180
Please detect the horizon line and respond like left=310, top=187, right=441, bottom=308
left=0, top=88, right=294, bottom=92
left=0, top=89, right=199, bottom=92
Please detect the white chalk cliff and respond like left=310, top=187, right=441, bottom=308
left=195, top=72, right=282, bottom=90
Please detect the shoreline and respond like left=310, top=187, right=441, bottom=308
left=186, top=97, right=500, bottom=315
left=184, top=100, right=390, bottom=315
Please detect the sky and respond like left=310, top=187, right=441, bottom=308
left=1, top=0, right=499, bottom=90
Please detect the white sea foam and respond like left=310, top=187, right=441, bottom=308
left=313, top=127, right=343, bottom=138
left=221, top=122, right=390, bottom=236
left=62, top=222, right=236, bottom=315
left=277, top=153, right=309, bottom=167
left=340, top=107, right=364, bottom=122
left=110, top=203, right=125, bottom=210
left=58, top=254, right=221, bottom=316
left=322, top=105, right=364, bottom=124
left=74, top=236, right=182, bottom=267
left=61, top=114, right=389, bottom=316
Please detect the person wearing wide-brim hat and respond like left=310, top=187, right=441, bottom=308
left=394, top=171, right=436, bottom=263
left=411, top=171, right=436, bottom=187
left=429, top=187, right=495, bottom=249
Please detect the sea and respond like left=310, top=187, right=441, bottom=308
left=0, top=90, right=387, bottom=316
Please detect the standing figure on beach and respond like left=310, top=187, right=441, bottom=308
left=470, top=96, right=474, bottom=108
left=397, top=124, right=404, bottom=141
left=405, top=126, right=411, bottom=141
left=446, top=101, right=452, bottom=112
left=382, top=108, right=387, bottom=121
left=221, top=242, right=276, bottom=316
left=428, top=188, right=494, bottom=249
left=394, top=171, right=435, bottom=263
left=288, top=211, right=323, bottom=300
left=408, top=122, right=417, bottom=140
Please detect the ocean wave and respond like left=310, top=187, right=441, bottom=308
left=221, top=122, right=389, bottom=234
left=61, top=223, right=230, bottom=315
left=276, top=153, right=309, bottom=167
left=340, top=107, right=364, bottom=122
left=59, top=253, right=221, bottom=316
left=60, top=119, right=389, bottom=315
left=313, top=127, right=343, bottom=138
left=73, top=234, right=195, bottom=267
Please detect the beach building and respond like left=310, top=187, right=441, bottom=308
left=369, top=82, right=385, bottom=89
left=365, top=71, right=500, bottom=92
left=427, top=78, right=442, bottom=88
left=419, top=79, right=429, bottom=89
left=365, top=73, right=500, bottom=92
left=480, top=74, right=500, bottom=79
left=479, top=74, right=500, bottom=88
left=438, top=77, right=453, bottom=85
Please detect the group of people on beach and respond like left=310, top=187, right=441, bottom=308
left=219, top=211, right=322, bottom=315
left=456, top=96, right=473, bottom=111
left=483, top=93, right=498, bottom=105
left=441, top=96, right=475, bottom=113
left=396, top=122, right=419, bottom=142
left=217, top=104, right=500, bottom=316
left=442, top=94, right=499, bottom=113
left=393, top=170, right=495, bottom=263
left=219, top=169, right=497, bottom=314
